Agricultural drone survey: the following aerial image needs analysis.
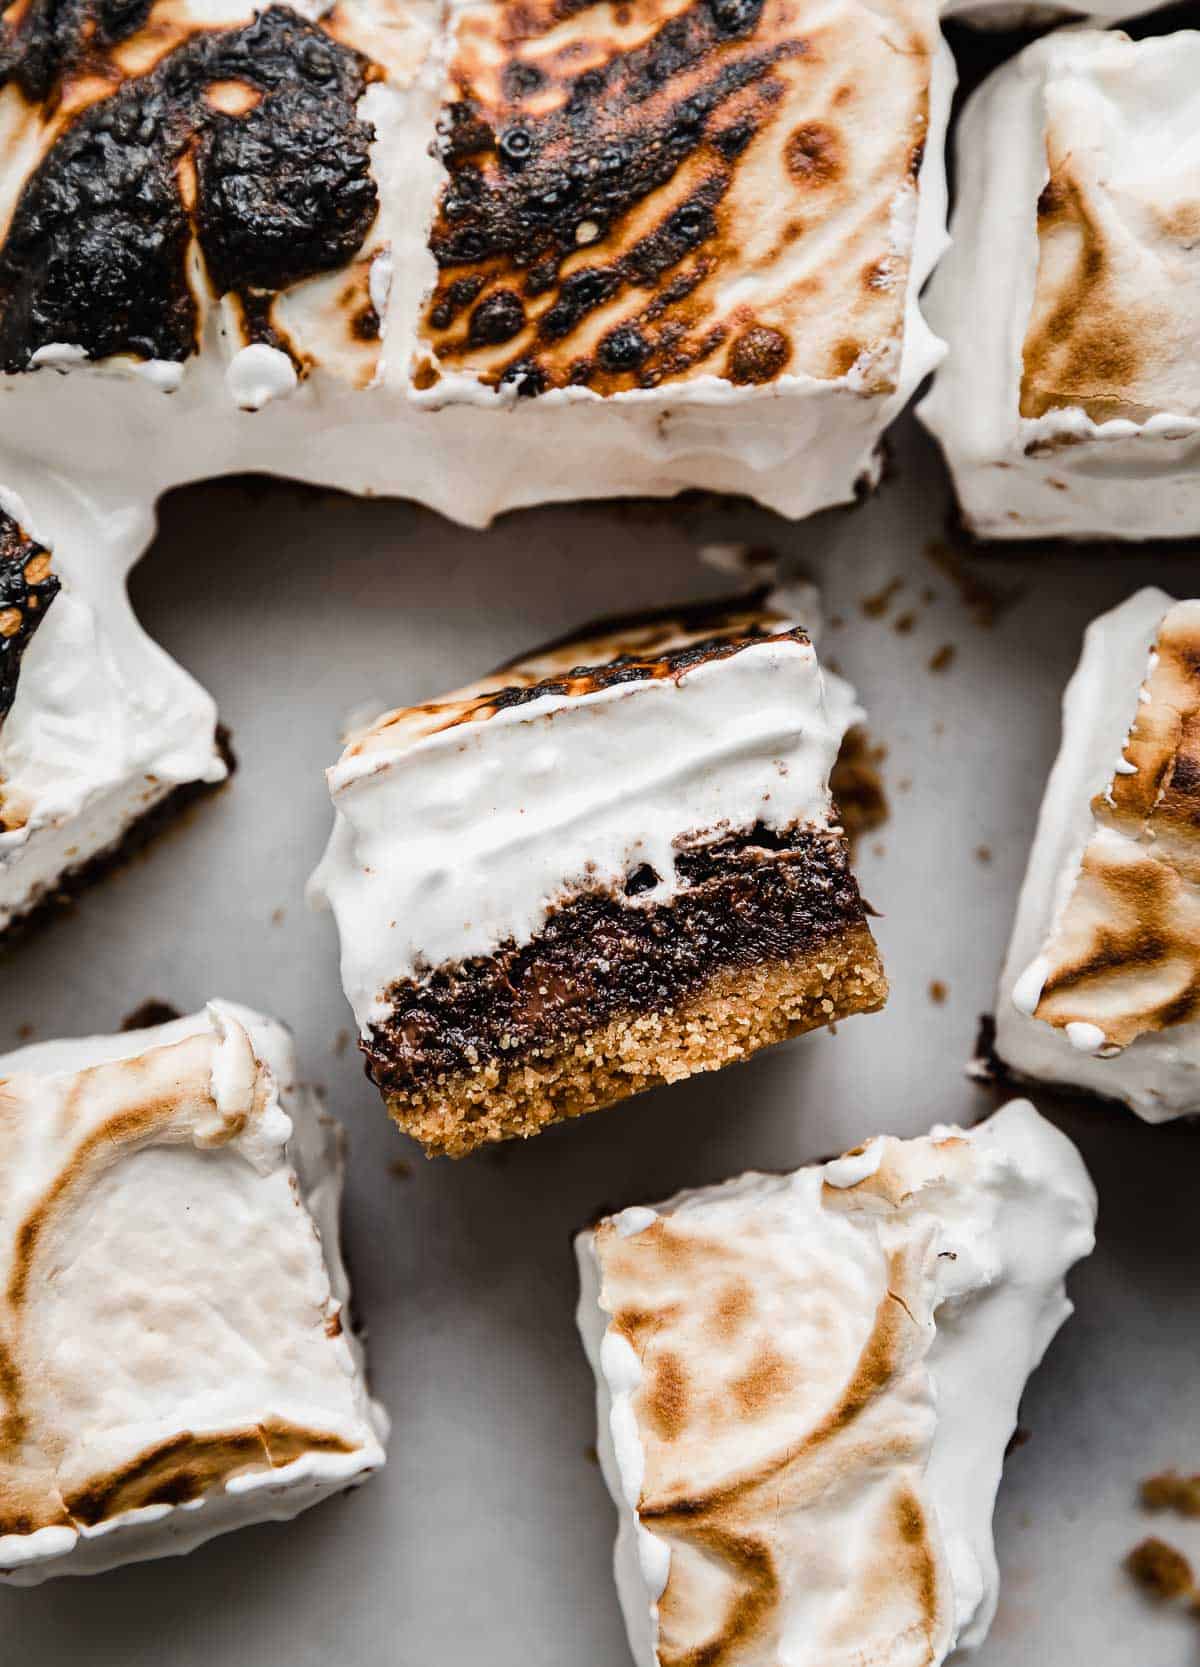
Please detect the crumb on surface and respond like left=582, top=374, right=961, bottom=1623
left=860, top=577, right=904, bottom=619
left=15, top=1021, right=34, bottom=1041
left=1142, top=1472, right=1200, bottom=1518
left=584, top=1444, right=599, bottom=1466
left=388, top=1158, right=413, bottom=1181
left=831, top=727, right=888, bottom=855
left=975, top=845, right=992, bottom=864
left=271, top=906, right=286, bottom=926
left=893, top=611, right=916, bottom=635
left=924, top=539, right=1021, bottom=629
left=333, top=1028, right=351, bottom=1056
left=929, top=980, right=948, bottom=1005
left=1126, top=1537, right=1196, bottom=1602
left=929, top=644, right=956, bottom=674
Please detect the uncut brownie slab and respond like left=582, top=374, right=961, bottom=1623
left=312, top=595, right=886, bottom=1156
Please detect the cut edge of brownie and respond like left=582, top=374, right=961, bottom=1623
left=382, top=930, right=886, bottom=1159
left=0, top=727, right=235, bottom=953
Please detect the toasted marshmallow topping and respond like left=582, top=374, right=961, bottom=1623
left=309, top=592, right=857, bottom=1031
left=0, top=1002, right=386, bottom=1583
left=0, top=485, right=227, bottom=935
left=576, top=1100, right=1096, bottom=1667
left=998, top=590, right=1200, bottom=1120
left=919, top=28, right=1200, bottom=542
left=0, top=0, right=949, bottom=543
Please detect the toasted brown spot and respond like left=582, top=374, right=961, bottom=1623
left=727, top=324, right=790, bottom=385
left=647, top=1352, right=690, bottom=1442
left=65, top=1419, right=358, bottom=1526
left=784, top=121, right=841, bottom=186
left=729, top=1346, right=795, bottom=1417
left=829, top=337, right=862, bottom=377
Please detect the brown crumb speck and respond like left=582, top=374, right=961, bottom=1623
left=389, top=1159, right=413, bottom=1181
left=584, top=1444, right=599, bottom=1466
left=929, top=980, right=947, bottom=1005
left=893, top=611, right=916, bottom=636
left=15, top=1022, right=34, bottom=1041
left=975, top=845, right=992, bottom=865
left=270, top=907, right=286, bottom=926
left=333, top=1028, right=350, bottom=1057
left=929, top=644, right=956, bottom=674
left=924, top=539, right=1021, bottom=629
left=1126, top=1537, right=1196, bottom=1602
left=1141, top=1472, right=1200, bottom=1518
left=860, top=577, right=903, bottom=619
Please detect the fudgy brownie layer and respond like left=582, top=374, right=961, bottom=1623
left=384, top=934, right=886, bottom=1158
left=364, top=822, right=874, bottom=1099
left=0, top=728, right=234, bottom=952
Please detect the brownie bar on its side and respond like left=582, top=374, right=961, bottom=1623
left=365, top=823, right=885, bottom=1158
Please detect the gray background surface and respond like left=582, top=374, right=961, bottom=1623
left=2, top=412, right=1198, bottom=1664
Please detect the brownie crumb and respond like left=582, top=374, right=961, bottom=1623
left=924, top=539, right=1021, bottom=629
left=975, top=845, right=992, bottom=864
left=584, top=1444, right=599, bottom=1466
left=1126, top=1537, right=1196, bottom=1602
left=388, top=1159, right=413, bottom=1181
left=15, top=1021, right=34, bottom=1041
left=929, top=980, right=948, bottom=1005
left=120, top=1000, right=182, bottom=1032
left=1141, top=1472, right=1200, bottom=1518
left=271, top=906, right=286, bottom=926
left=893, top=611, right=916, bottom=636
left=929, top=644, right=956, bottom=674
left=333, top=1028, right=351, bottom=1057
left=860, top=578, right=904, bottom=619
left=831, top=727, right=888, bottom=855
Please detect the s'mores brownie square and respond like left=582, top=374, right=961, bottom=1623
left=396, top=0, right=953, bottom=522
left=920, top=28, right=1200, bottom=541
left=0, top=1002, right=386, bottom=1583
left=312, top=595, right=886, bottom=1157
left=997, top=589, right=1200, bottom=1121
left=0, top=488, right=228, bottom=943
left=576, top=1100, right=1096, bottom=1667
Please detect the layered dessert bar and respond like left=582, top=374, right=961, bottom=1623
left=0, top=0, right=951, bottom=536
left=0, top=1002, right=387, bottom=1583
left=996, top=589, right=1200, bottom=1120
left=0, top=487, right=228, bottom=943
left=311, top=594, right=886, bottom=1157
left=919, top=28, right=1200, bottom=541
left=576, top=1099, right=1096, bottom=1667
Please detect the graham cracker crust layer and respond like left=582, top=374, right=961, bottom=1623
left=387, top=926, right=886, bottom=1158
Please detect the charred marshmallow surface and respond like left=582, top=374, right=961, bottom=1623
left=576, top=1101, right=1096, bottom=1667
left=0, top=1002, right=386, bottom=1583
left=310, top=597, right=859, bottom=1036
left=0, top=501, right=57, bottom=721
left=0, top=0, right=949, bottom=546
left=997, top=589, right=1200, bottom=1121
left=920, top=28, right=1200, bottom=541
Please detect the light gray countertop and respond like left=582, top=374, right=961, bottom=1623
left=2, top=412, right=1198, bottom=1664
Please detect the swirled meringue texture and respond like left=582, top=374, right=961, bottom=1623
left=0, top=0, right=950, bottom=537
left=0, top=485, right=227, bottom=938
left=919, top=27, right=1200, bottom=541
left=0, top=1001, right=387, bottom=1584
left=997, top=589, right=1200, bottom=1121
left=576, top=1100, right=1096, bottom=1667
